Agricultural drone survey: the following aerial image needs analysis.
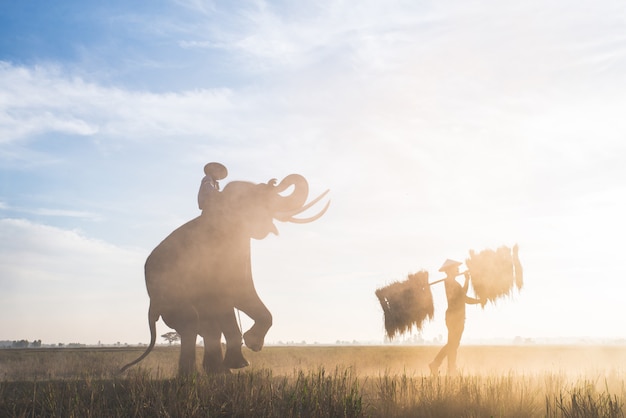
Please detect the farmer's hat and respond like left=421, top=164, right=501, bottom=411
left=203, top=162, right=228, bottom=180
left=438, top=259, right=462, bottom=272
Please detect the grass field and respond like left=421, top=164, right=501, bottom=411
left=1, top=344, right=625, bottom=417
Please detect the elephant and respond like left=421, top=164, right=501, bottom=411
left=121, top=174, right=329, bottom=375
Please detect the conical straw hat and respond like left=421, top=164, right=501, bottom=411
left=203, top=162, right=228, bottom=180
left=438, top=259, right=462, bottom=272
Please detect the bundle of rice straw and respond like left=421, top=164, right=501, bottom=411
left=465, top=244, right=523, bottom=304
left=375, top=270, right=434, bottom=339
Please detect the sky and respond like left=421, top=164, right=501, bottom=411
left=1, top=0, right=626, bottom=346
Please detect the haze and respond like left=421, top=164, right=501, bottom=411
left=1, top=1, right=625, bottom=346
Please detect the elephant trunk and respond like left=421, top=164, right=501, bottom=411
left=271, top=174, right=309, bottom=212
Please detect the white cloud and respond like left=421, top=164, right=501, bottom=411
left=0, top=218, right=148, bottom=343
left=28, top=208, right=102, bottom=220
left=0, top=62, right=237, bottom=145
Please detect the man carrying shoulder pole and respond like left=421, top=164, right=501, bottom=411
left=429, top=259, right=484, bottom=376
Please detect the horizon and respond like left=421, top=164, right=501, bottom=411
left=4, top=336, right=626, bottom=348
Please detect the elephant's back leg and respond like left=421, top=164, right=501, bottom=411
left=158, top=304, right=199, bottom=376
left=178, top=326, right=198, bottom=376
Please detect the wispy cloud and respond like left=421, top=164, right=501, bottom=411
left=0, top=202, right=99, bottom=220
left=0, top=218, right=146, bottom=343
left=0, top=62, right=237, bottom=145
left=29, top=208, right=102, bottom=220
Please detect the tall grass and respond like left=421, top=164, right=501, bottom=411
left=1, top=346, right=625, bottom=417
left=368, top=373, right=624, bottom=417
left=0, top=368, right=363, bottom=417
left=2, top=368, right=624, bottom=417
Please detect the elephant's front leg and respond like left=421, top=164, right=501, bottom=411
left=218, top=310, right=249, bottom=369
left=236, top=290, right=273, bottom=352
left=198, top=318, right=228, bottom=374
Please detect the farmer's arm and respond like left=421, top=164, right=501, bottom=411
left=463, top=271, right=470, bottom=292
left=465, top=295, right=481, bottom=304
left=463, top=272, right=484, bottom=305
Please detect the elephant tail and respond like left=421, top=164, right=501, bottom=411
left=120, top=303, right=159, bottom=373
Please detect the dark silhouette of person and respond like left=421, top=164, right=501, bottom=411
left=198, top=162, right=228, bottom=211
left=429, top=259, right=482, bottom=376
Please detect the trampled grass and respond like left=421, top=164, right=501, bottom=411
left=1, top=345, right=625, bottom=417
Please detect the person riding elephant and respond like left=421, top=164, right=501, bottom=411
left=198, top=162, right=228, bottom=211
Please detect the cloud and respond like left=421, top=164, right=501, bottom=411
left=0, top=203, right=99, bottom=220
left=174, top=1, right=443, bottom=75
left=0, top=62, right=236, bottom=145
left=0, top=218, right=147, bottom=343
left=28, top=208, right=102, bottom=220
left=0, top=218, right=143, bottom=288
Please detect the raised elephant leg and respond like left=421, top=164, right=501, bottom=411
left=236, top=291, right=273, bottom=352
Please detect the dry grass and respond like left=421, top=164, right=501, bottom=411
left=375, top=271, right=434, bottom=338
left=1, top=345, right=625, bottom=417
left=466, top=244, right=523, bottom=303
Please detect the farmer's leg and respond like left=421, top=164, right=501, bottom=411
left=446, top=320, right=465, bottom=375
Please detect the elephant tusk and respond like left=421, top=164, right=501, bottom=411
left=286, top=200, right=330, bottom=224
left=274, top=189, right=330, bottom=222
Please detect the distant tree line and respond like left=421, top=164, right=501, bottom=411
left=4, top=339, right=42, bottom=348
left=1, top=338, right=189, bottom=348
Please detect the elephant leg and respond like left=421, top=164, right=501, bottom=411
left=160, top=307, right=199, bottom=376
left=178, top=327, right=198, bottom=376
left=236, top=293, right=272, bottom=352
left=198, top=318, right=228, bottom=374
left=219, top=310, right=249, bottom=369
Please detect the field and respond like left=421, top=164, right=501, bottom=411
left=1, top=344, right=626, bottom=417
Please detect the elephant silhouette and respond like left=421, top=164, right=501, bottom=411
left=121, top=174, right=329, bottom=374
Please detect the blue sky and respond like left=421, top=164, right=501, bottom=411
left=1, top=0, right=626, bottom=347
